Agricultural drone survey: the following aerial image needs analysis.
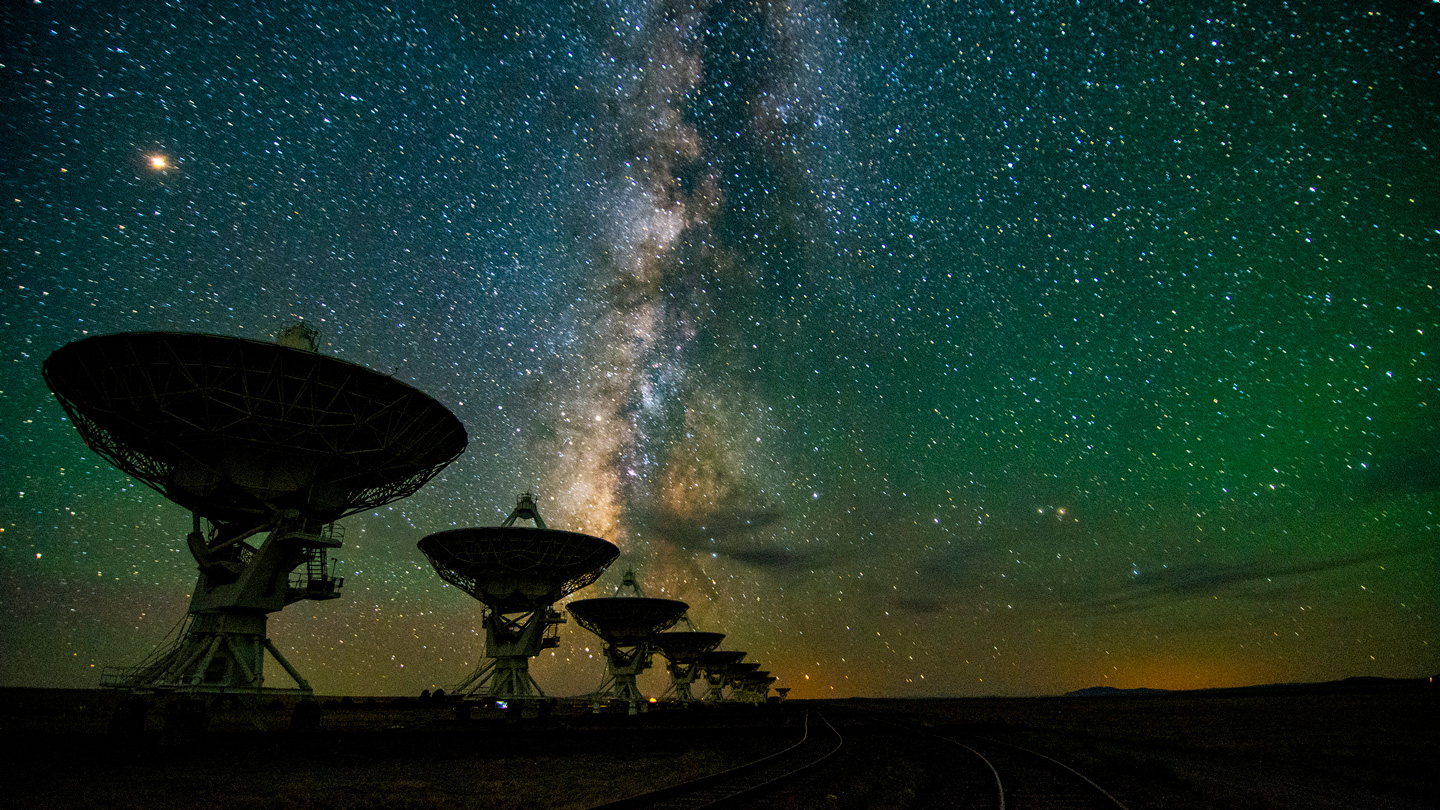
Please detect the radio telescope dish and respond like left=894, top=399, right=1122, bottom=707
left=42, top=329, right=467, bottom=695
left=726, top=661, right=762, bottom=693
left=700, top=649, right=747, bottom=668
left=653, top=631, right=725, bottom=660
left=568, top=597, right=689, bottom=645
left=729, top=665, right=772, bottom=704
left=699, top=649, right=746, bottom=702
left=418, top=493, right=618, bottom=701
left=43, top=331, right=466, bottom=525
left=568, top=571, right=688, bottom=714
left=420, top=532, right=616, bottom=612
left=652, top=631, right=724, bottom=703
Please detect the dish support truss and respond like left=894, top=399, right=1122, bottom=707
left=452, top=606, right=563, bottom=701
left=101, top=514, right=344, bottom=695
left=591, top=640, right=657, bottom=715
left=660, top=658, right=706, bottom=702
left=701, top=668, right=730, bottom=702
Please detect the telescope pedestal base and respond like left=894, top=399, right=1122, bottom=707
left=102, top=610, right=312, bottom=695
left=592, top=646, right=651, bottom=714
left=453, top=656, right=545, bottom=702
left=452, top=607, right=557, bottom=702
left=662, top=660, right=703, bottom=703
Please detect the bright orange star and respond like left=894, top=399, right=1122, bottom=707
left=148, top=154, right=169, bottom=170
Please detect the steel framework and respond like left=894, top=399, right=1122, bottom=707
left=569, top=584, right=688, bottom=714
left=419, top=493, right=618, bottom=701
left=43, top=330, right=467, bottom=694
left=653, top=631, right=725, bottom=702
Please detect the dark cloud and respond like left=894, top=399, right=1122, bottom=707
left=892, top=595, right=946, bottom=615
left=633, top=496, right=830, bottom=573
left=888, top=537, right=1434, bottom=618
left=1078, top=544, right=1429, bottom=615
left=723, top=547, right=808, bottom=573
left=879, top=542, right=1006, bottom=615
left=638, top=498, right=783, bottom=548
left=1359, top=445, right=1440, bottom=498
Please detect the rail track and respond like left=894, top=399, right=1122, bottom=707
left=584, top=710, right=844, bottom=809
left=586, top=710, right=1131, bottom=810
left=934, top=732, right=1131, bottom=810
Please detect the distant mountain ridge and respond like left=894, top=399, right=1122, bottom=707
left=1066, top=685, right=1170, bottom=696
left=1066, top=674, right=1436, bottom=697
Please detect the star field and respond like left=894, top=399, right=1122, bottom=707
left=2, top=1, right=1436, bottom=698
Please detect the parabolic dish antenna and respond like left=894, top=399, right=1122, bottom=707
left=43, top=331, right=467, bottom=525
left=699, top=649, right=748, bottom=702
left=569, top=577, right=688, bottom=714
left=729, top=669, right=774, bottom=705
left=418, top=493, right=618, bottom=701
left=419, top=527, right=617, bottom=612
left=652, top=631, right=724, bottom=703
left=652, top=631, right=726, bottom=661
left=43, top=329, right=467, bottom=694
left=700, top=650, right=747, bottom=669
left=568, top=597, right=690, bottom=645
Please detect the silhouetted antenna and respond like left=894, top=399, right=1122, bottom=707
left=652, top=630, right=725, bottom=703
left=569, top=568, right=688, bottom=714
left=43, top=329, right=467, bottom=695
left=418, top=493, right=617, bottom=702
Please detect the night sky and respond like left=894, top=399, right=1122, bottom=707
left=3, top=1, right=1436, bottom=699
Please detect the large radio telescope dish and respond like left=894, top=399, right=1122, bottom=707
left=418, top=493, right=618, bottom=702
left=43, top=331, right=468, bottom=525
left=419, top=527, right=618, bottom=612
left=569, top=578, right=689, bottom=713
left=653, top=631, right=724, bottom=704
left=700, top=649, right=747, bottom=703
left=653, top=631, right=725, bottom=662
left=568, top=597, right=689, bottom=645
left=734, top=671, right=777, bottom=704
left=700, top=650, right=747, bottom=669
left=42, top=329, right=468, bottom=696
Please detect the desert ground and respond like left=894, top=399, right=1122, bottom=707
left=2, top=681, right=1433, bottom=809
